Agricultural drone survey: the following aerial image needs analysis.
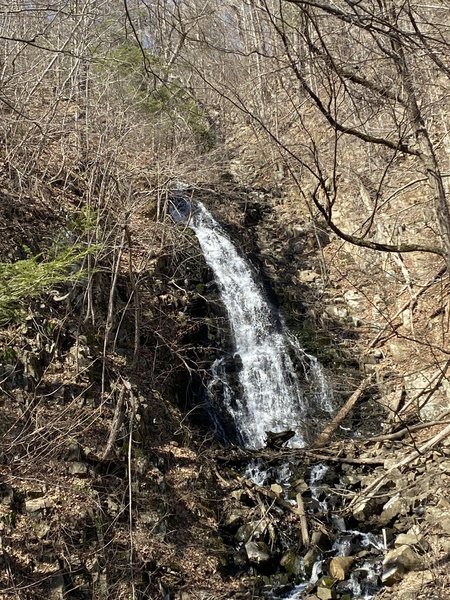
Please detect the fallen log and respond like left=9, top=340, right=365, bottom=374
left=312, top=375, right=374, bottom=448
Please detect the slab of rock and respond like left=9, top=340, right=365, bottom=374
left=25, top=497, right=55, bottom=514
left=235, top=520, right=267, bottom=543
left=223, top=507, right=247, bottom=528
left=329, top=556, right=355, bottom=581
left=304, top=547, right=321, bottom=574
left=297, top=270, right=321, bottom=283
left=379, top=495, right=407, bottom=525
left=244, top=541, right=270, bottom=564
left=382, top=545, right=423, bottom=585
left=352, top=497, right=377, bottom=522
left=395, top=533, right=422, bottom=547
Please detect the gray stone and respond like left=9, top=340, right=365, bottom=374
left=379, top=495, right=408, bottom=525
left=325, top=305, right=349, bottom=320
left=293, top=478, right=309, bottom=494
left=403, top=369, right=450, bottom=421
left=298, top=270, right=321, bottom=283
left=344, top=290, right=363, bottom=310
left=244, top=541, right=270, bottom=564
left=235, top=520, right=266, bottom=543
left=352, top=497, right=376, bottom=522
left=223, top=507, right=247, bottom=528
left=69, top=462, right=88, bottom=477
left=66, top=441, right=82, bottom=462
left=280, top=550, right=303, bottom=576
left=33, top=521, right=51, bottom=539
left=382, top=545, right=422, bottom=585
left=395, top=533, right=422, bottom=547
left=303, top=547, right=320, bottom=573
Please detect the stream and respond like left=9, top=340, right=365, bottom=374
left=171, top=196, right=385, bottom=599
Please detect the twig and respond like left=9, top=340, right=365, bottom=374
left=101, top=384, right=127, bottom=460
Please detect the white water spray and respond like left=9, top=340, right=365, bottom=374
left=190, top=202, right=319, bottom=448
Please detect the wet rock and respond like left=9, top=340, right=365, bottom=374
left=316, top=576, right=336, bottom=600
left=304, top=547, right=321, bottom=574
left=293, top=478, right=309, bottom=494
left=235, top=520, right=267, bottom=543
left=311, top=530, right=329, bottom=550
left=382, top=545, right=423, bottom=585
left=329, top=556, right=355, bottom=581
left=265, top=430, right=295, bottom=448
left=280, top=549, right=303, bottom=576
left=244, top=540, right=270, bottom=564
left=268, top=572, right=290, bottom=587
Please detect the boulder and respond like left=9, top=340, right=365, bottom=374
left=270, top=483, right=283, bottom=496
left=280, top=550, right=303, bottom=576
left=304, top=547, right=321, bottom=574
left=244, top=541, right=270, bottom=564
left=329, top=556, right=355, bottom=581
left=352, top=497, right=377, bottom=522
left=297, top=270, right=321, bottom=283
left=379, top=495, right=408, bottom=525
left=382, top=545, right=423, bottom=585
left=316, top=576, right=336, bottom=600
left=394, top=532, right=422, bottom=547
left=235, top=520, right=267, bottom=543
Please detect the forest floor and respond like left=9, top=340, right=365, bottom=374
left=1, top=163, right=450, bottom=600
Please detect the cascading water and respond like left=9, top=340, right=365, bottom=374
left=171, top=197, right=383, bottom=600
left=186, top=201, right=329, bottom=448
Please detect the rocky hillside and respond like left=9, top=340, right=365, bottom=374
left=1, top=162, right=450, bottom=600
left=1, top=1, right=450, bottom=598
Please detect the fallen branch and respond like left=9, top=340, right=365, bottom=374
left=312, top=375, right=374, bottom=448
left=367, top=415, right=450, bottom=442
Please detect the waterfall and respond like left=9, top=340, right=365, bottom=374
left=186, top=201, right=330, bottom=449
